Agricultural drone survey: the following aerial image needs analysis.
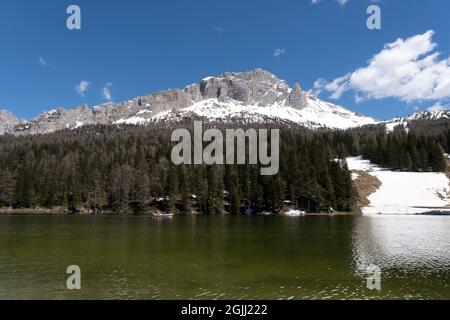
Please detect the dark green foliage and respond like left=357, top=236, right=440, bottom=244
left=345, top=124, right=448, bottom=172
left=0, top=124, right=356, bottom=213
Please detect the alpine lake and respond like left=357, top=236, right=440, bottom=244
left=0, top=214, right=449, bottom=300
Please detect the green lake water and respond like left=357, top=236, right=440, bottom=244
left=0, top=214, right=449, bottom=300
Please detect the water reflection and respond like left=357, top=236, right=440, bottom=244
left=0, top=215, right=449, bottom=299
left=352, top=215, right=450, bottom=299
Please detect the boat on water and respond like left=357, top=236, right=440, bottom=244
left=257, top=211, right=274, bottom=216
left=151, top=212, right=174, bottom=218
left=284, top=209, right=306, bottom=217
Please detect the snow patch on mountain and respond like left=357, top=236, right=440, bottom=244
left=384, top=110, right=450, bottom=130
left=147, top=94, right=375, bottom=129
left=385, top=121, right=408, bottom=133
left=114, top=116, right=148, bottom=125
left=347, top=157, right=450, bottom=215
left=381, top=109, right=450, bottom=132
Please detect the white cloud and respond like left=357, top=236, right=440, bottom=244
left=314, top=30, right=450, bottom=103
left=427, top=102, right=448, bottom=112
left=74, top=80, right=90, bottom=97
left=314, top=73, right=350, bottom=99
left=273, top=48, right=286, bottom=57
left=336, top=0, right=349, bottom=5
left=355, top=94, right=365, bottom=104
left=101, top=83, right=113, bottom=101
left=311, top=0, right=349, bottom=5
left=38, top=57, right=55, bottom=68
left=38, top=57, right=47, bottom=67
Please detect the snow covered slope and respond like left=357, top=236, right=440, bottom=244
left=347, top=157, right=450, bottom=215
left=383, top=109, right=450, bottom=132
left=390, top=110, right=450, bottom=122
left=119, top=93, right=376, bottom=130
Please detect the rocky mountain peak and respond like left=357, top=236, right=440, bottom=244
left=199, top=68, right=294, bottom=107
left=0, top=109, right=17, bottom=122
left=288, top=83, right=308, bottom=110
left=0, top=109, right=19, bottom=135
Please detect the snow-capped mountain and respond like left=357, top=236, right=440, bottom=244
left=0, top=69, right=382, bottom=135
left=389, top=110, right=450, bottom=122
left=113, top=69, right=375, bottom=130
left=383, top=109, right=450, bottom=132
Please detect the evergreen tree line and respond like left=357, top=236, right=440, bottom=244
left=338, top=124, right=449, bottom=172
left=0, top=124, right=356, bottom=214
left=1, top=120, right=448, bottom=214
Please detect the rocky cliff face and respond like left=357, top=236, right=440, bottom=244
left=11, top=105, right=96, bottom=135
left=198, top=69, right=306, bottom=109
left=0, top=110, right=19, bottom=135
left=1, top=69, right=374, bottom=135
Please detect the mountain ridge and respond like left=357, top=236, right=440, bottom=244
left=1, top=69, right=447, bottom=136
left=389, top=110, right=450, bottom=122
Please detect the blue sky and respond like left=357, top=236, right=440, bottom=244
left=1, top=0, right=449, bottom=120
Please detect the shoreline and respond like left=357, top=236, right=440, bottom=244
left=1, top=208, right=449, bottom=217
left=0, top=207, right=359, bottom=217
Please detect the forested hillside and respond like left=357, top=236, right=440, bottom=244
left=0, top=121, right=448, bottom=214
left=344, top=122, right=450, bottom=172
left=0, top=124, right=356, bottom=214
